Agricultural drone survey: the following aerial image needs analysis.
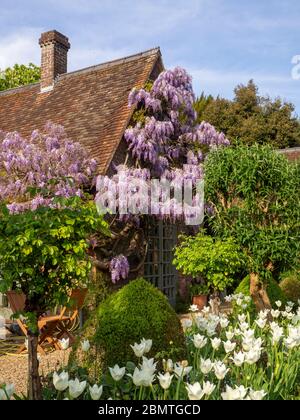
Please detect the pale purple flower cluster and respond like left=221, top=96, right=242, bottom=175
left=0, top=122, right=98, bottom=213
left=109, top=255, right=130, bottom=283
left=125, top=67, right=229, bottom=177
left=96, top=67, right=230, bottom=228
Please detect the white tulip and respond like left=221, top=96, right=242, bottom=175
left=236, top=298, right=243, bottom=306
left=242, top=329, right=255, bottom=340
left=206, top=325, right=217, bottom=337
left=238, top=314, right=247, bottom=323
left=221, top=385, right=248, bottom=400
left=252, top=337, right=263, bottom=352
left=53, top=371, right=69, bottom=392
left=245, top=349, right=261, bottom=364
left=192, top=334, right=207, bottom=349
left=239, top=322, right=249, bottom=331
left=130, top=342, right=146, bottom=358
left=157, top=372, right=173, bottom=390
left=231, top=351, right=245, bottom=367
left=287, top=301, right=294, bottom=308
left=271, top=309, right=280, bottom=319
left=271, top=326, right=284, bottom=344
left=258, top=310, right=269, bottom=320
left=282, top=311, right=294, bottom=320
left=225, top=295, right=232, bottom=302
left=174, top=363, right=192, bottom=378
left=255, top=318, right=267, bottom=329
left=141, top=338, right=152, bottom=354
left=202, top=381, right=216, bottom=396
left=68, top=378, right=86, bottom=399
left=59, top=338, right=70, bottom=350
left=220, top=318, right=229, bottom=328
left=182, top=319, right=193, bottom=331
left=223, top=340, right=236, bottom=354
left=211, top=337, right=221, bottom=350
left=285, top=305, right=293, bottom=313
left=189, top=304, right=199, bottom=312
left=284, top=326, right=300, bottom=349
left=242, top=337, right=263, bottom=352
left=249, top=389, right=267, bottom=400
left=202, top=306, right=210, bottom=314
left=195, top=315, right=207, bottom=330
left=225, top=331, right=235, bottom=341
left=89, top=384, right=103, bottom=400
left=284, top=337, right=298, bottom=349
left=208, top=314, right=220, bottom=323
left=141, top=357, right=157, bottom=375
left=109, top=365, right=126, bottom=382
left=130, top=367, right=154, bottom=387
left=288, top=326, right=300, bottom=341
left=81, top=339, right=90, bottom=352
left=163, top=359, right=174, bottom=373
left=213, top=361, right=229, bottom=380
left=234, top=328, right=242, bottom=336
left=185, top=382, right=204, bottom=400
left=275, top=300, right=282, bottom=308
left=200, top=358, right=213, bottom=375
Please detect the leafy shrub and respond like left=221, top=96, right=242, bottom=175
left=205, top=145, right=300, bottom=283
left=235, top=275, right=287, bottom=308
left=174, top=233, right=245, bottom=293
left=280, top=273, right=300, bottom=303
left=69, top=278, right=186, bottom=378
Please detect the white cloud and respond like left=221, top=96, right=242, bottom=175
left=0, top=29, right=41, bottom=69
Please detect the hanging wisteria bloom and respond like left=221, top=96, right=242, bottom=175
left=96, top=67, right=229, bottom=227
left=109, top=255, right=130, bottom=283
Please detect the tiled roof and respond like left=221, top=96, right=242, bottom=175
left=0, top=48, right=162, bottom=173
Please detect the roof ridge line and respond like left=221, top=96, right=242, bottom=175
left=57, top=47, right=161, bottom=80
left=0, top=82, right=39, bottom=97
left=0, top=47, right=161, bottom=96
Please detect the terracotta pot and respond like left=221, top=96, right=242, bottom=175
left=192, top=294, right=208, bottom=311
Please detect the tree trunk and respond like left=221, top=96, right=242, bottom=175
left=249, top=272, right=272, bottom=313
left=27, top=328, right=42, bottom=400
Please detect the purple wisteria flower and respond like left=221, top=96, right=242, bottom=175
left=109, top=255, right=130, bottom=283
left=0, top=122, right=98, bottom=213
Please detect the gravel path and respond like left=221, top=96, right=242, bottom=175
left=0, top=349, right=70, bottom=396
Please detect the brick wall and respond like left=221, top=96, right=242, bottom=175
left=278, top=147, right=300, bottom=162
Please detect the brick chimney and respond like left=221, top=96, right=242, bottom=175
left=39, top=30, right=70, bottom=92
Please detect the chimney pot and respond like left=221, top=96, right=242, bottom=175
left=39, top=30, right=70, bottom=92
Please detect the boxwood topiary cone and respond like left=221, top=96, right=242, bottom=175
left=69, top=278, right=186, bottom=379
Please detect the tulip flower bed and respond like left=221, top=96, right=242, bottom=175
left=2, top=293, right=300, bottom=400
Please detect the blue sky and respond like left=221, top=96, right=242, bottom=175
left=1, top=0, right=299, bottom=113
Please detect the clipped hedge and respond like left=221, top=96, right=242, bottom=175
left=235, top=275, right=287, bottom=308
left=69, top=278, right=186, bottom=379
left=280, top=273, right=300, bottom=303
